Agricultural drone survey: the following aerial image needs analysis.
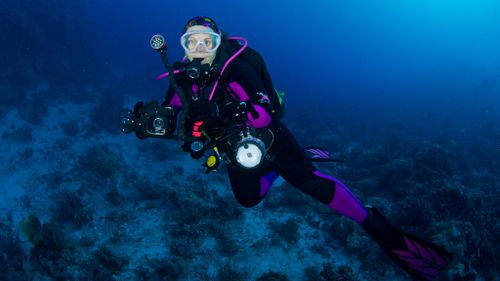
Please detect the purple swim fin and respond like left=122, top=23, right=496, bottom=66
left=303, top=146, right=344, bottom=163
left=362, top=207, right=452, bottom=280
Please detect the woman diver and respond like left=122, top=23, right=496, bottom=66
left=121, top=16, right=452, bottom=281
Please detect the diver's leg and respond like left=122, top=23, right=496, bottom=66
left=258, top=170, right=279, bottom=197
left=272, top=122, right=368, bottom=223
left=312, top=170, right=369, bottom=223
left=273, top=122, right=452, bottom=280
left=227, top=164, right=279, bottom=208
left=361, top=207, right=453, bottom=280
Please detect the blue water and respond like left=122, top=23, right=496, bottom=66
left=1, top=1, right=499, bottom=280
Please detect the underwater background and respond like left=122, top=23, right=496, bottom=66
left=1, top=0, right=499, bottom=280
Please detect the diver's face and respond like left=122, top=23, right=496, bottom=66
left=186, top=33, right=215, bottom=52
left=181, top=26, right=220, bottom=61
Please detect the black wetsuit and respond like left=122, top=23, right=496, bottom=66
left=157, top=39, right=453, bottom=281
left=163, top=45, right=367, bottom=223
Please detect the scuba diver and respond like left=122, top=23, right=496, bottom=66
left=119, top=16, right=452, bottom=280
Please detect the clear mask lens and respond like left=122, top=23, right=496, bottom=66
left=180, top=31, right=221, bottom=53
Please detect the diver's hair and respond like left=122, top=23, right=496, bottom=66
left=183, top=16, right=220, bottom=34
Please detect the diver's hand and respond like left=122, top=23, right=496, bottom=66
left=233, top=102, right=248, bottom=124
left=189, top=100, right=217, bottom=121
left=234, top=101, right=259, bottom=124
left=133, top=101, right=145, bottom=117
left=132, top=101, right=147, bottom=139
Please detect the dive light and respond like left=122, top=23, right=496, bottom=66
left=235, top=134, right=266, bottom=169
left=150, top=34, right=167, bottom=51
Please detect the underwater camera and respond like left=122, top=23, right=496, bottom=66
left=118, top=101, right=176, bottom=138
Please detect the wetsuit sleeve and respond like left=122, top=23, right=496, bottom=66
left=226, top=61, right=272, bottom=128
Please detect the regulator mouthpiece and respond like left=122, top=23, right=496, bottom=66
left=150, top=34, right=167, bottom=51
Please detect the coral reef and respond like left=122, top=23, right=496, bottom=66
left=0, top=214, right=29, bottom=281
left=92, top=246, right=129, bottom=275
left=257, top=271, right=290, bottom=281
left=2, top=125, right=34, bottom=143
left=217, top=264, right=246, bottom=281
left=412, top=144, right=455, bottom=185
left=134, top=257, right=185, bottom=281
left=324, top=264, right=356, bottom=281
left=269, top=218, right=300, bottom=245
left=19, top=214, right=41, bottom=243
left=50, top=190, right=93, bottom=228
left=75, top=144, right=124, bottom=183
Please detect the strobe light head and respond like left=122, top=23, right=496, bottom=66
left=150, top=34, right=167, bottom=51
left=235, top=137, right=266, bottom=169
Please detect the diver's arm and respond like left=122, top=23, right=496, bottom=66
left=226, top=61, right=272, bottom=128
left=157, top=84, right=188, bottom=140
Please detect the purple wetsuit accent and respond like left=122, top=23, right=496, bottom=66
left=168, top=94, right=183, bottom=108
left=247, top=105, right=271, bottom=128
left=156, top=69, right=182, bottom=80
left=259, top=171, right=279, bottom=197
left=228, top=81, right=250, bottom=100
left=313, top=170, right=368, bottom=224
left=229, top=82, right=271, bottom=128
left=192, top=83, right=199, bottom=93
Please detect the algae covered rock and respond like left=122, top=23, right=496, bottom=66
left=19, top=214, right=41, bottom=243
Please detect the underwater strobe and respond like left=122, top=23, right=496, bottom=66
left=150, top=34, right=167, bottom=51
left=234, top=133, right=267, bottom=169
left=118, top=109, right=137, bottom=134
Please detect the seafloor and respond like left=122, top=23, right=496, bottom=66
left=1, top=76, right=498, bottom=281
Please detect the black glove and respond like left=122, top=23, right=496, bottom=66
left=133, top=101, right=147, bottom=139
left=234, top=101, right=259, bottom=124
left=133, top=101, right=145, bottom=117
left=188, top=100, right=216, bottom=121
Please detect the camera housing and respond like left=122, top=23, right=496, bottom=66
left=119, top=101, right=176, bottom=139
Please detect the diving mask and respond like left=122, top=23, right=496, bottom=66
left=180, top=30, right=221, bottom=54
